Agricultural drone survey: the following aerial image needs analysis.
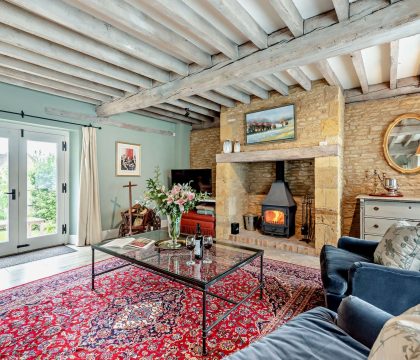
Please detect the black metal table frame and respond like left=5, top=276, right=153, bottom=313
left=91, top=241, right=264, bottom=355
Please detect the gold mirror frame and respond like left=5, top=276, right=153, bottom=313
left=383, top=113, right=420, bottom=174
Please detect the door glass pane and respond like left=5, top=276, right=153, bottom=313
left=0, top=138, right=8, bottom=243
left=27, top=141, right=57, bottom=238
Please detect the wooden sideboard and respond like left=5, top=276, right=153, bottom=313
left=357, top=195, right=420, bottom=240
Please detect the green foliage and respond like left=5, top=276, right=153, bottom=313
left=0, top=166, right=8, bottom=221
left=28, top=150, right=56, bottom=222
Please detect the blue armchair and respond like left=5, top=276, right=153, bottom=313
left=320, top=236, right=420, bottom=314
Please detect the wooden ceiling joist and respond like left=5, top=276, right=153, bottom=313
left=167, top=99, right=219, bottom=118
left=209, top=0, right=268, bottom=49
left=286, top=67, right=312, bottom=91
left=0, top=2, right=157, bottom=87
left=145, top=107, right=202, bottom=125
left=345, top=76, right=420, bottom=103
left=139, top=0, right=238, bottom=60
left=8, top=0, right=188, bottom=77
left=258, top=75, right=289, bottom=96
left=351, top=51, right=369, bottom=94
left=181, top=96, right=221, bottom=112
left=332, top=0, right=350, bottom=22
left=0, top=65, right=111, bottom=102
left=268, top=0, right=304, bottom=37
left=154, top=103, right=215, bottom=123
left=96, top=0, right=419, bottom=116
left=0, top=74, right=100, bottom=105
left=214, top=86, right=251, bottom=104
left=0, top=25, right=141, bottom=92
left=198, top=91, right=236, bottom=108
left=132, top=109, right=186, bottom=125
left=315, top=59, right=342, bottom=88
left=389, top=40, right=399, bottom=90
left=234, top=82, right=269, bottom=100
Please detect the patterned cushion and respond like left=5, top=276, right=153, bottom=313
left=368, top=304, right=420, bottom=360
left=373, top=221, right=420, bottom=271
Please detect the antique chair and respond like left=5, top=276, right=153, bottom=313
left=118, top=204, right=161, bottom=237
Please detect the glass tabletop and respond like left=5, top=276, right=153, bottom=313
left=93, top=230, right=263, bottom=287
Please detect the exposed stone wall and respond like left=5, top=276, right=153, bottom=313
left=190, top=127, right=220, bottom=195
left=343, top=94, right=420, bottom=236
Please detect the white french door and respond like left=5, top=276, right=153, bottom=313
left=0, top=124, right=68, bottom=257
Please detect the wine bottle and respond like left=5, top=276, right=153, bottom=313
left=194, top=223, right=203, bottom=260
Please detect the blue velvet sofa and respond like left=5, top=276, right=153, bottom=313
left=320, top=236, right=420, bottom=314
left=226, top=296, right=392, bottom=360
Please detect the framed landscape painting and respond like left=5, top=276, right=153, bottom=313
left=116, top=141, right=141, bottom=176
left=245, top=104, right=296, bottom=145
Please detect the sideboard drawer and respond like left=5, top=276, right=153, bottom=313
left=364, top=234, right=382, bottom=241
left=365, top=201, right=420, bottom=220
left=365, top=217, right=420, bottom=236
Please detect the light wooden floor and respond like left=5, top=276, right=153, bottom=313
left=0, top=243, right=319, bottom=291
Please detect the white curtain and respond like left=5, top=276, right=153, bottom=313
left=77, top=127, right=102, bottom=246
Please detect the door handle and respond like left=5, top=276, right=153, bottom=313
left=4, top=189, right=16, bottom=200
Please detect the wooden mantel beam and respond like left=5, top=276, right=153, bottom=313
left=96, top=0, right=419, bottom=116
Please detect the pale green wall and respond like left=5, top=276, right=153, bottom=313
left=0, top=82, right=191, bottom=235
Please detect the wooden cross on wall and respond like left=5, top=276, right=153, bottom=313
left=123, top=181, right=137, bottom=235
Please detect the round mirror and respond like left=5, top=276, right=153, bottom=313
left=383, top=113, right=420, bottom=174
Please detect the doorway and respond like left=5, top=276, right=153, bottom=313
left=0, top=123, right=69, bottom=257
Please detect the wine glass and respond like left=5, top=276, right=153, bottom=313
left=185, top=235, right=195, bottom=266
left=203, top=235, right=213, bottom=264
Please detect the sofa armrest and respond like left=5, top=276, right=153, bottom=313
left=349, top=262, right=420, bottom=316
left=338, top=237, right=378, bottom=259
left=336, top=296, right=392, bottom=349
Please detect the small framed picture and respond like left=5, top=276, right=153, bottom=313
left=116, top=141, right=141, bottom=176
left=245, top=104, right=296, bottom=145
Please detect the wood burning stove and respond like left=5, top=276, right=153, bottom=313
left=261, top=162, right=296, bottom=237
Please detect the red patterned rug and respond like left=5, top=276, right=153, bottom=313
left=0, top=257, right=323, bottom=359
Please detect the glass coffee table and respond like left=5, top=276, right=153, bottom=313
left=91, top=230, right=264, bottom=355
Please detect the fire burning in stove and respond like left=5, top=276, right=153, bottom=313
left=264, top=210, right=285, bottom=225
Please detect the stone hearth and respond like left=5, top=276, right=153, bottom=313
left=215, top=82, right=344, bottom=254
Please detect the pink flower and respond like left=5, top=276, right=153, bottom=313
left=176, top=199, right=185, bottom=206
left=178, top=204, right=184, bottom=212
left=187, top=192, right=195, bottom=201
left=167, top=196, right=174, bottom=204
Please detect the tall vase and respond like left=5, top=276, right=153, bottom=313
left=166, top=214, right=182, bottom=249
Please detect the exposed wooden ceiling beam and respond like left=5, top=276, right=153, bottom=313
left=154, top=103, right=214, bottom=122
left=286, top=67, right=312, bottom=91
left=0, top=25, right=141, bottom=92
left=167, top=99, right=219, bottom=118
left=7, top=0, right=188, bottom=77
left=0, top=2, right=156, bottom=87
left=389, top=40, right=399, bottom=90
left=146, top=107, right=201, bottom=124
left=0, top=53, right=123, bottom=98
left=214, top=86, right=251, bottom=104
left=0, top=65, right=111, bottom=102
left=96, top=0, right=419, bottom=116
left=181, top=96, right=221, bottom=112
left=259, top=75, right=289, bottom=96
left=351, top=51, right=369, bottom=94
left=0, top=41, right=132, bottom=95
left=234, top=82, right=269, bottom=100
left=192, top=118, right=221, bottom=130
left=345, top=76, right=420, bottom=103
left=315, top=59, right=342, bottom=88
left=132, top=109, right=186, bottom=125
left=268, top=0, right=304, bottom=37
left=402, top=135, right=414, bottom=147
left=332, top=0, right=350, bottom=22
left=209, top=0, right=268, bottom=49
left=0, top=74, right=100, bottom=104
left=137, top=0, right=238, bottom=60
left=199, top=91, right=236, bottom=108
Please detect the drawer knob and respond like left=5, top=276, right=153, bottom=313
left=373, top=206, right=379, bottom=211
left=409, top=206, right=412, bottom=209
left=373, top=224, right=379, bottom=229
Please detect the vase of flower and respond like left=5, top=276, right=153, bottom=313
left=143, top=167, right=208, bottom=249
left=167, top=213, right=182, bottom=249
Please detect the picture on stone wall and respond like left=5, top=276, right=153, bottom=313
left=245, top=104, right=295, bottom=144
left=116, top=141, right=141, bottom=176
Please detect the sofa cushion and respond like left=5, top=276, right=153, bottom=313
left=226, top=307, right=369, bottom=360
left=336, top=296, right=392, bottom=349
left=374, top=221, right=420, bottom=271
left=321, top=245, right=371, bottom=296
left=369, top=304, right=420, bottom=360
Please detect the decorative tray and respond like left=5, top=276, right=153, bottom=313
left=155, top=239, right=186, bottom=250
